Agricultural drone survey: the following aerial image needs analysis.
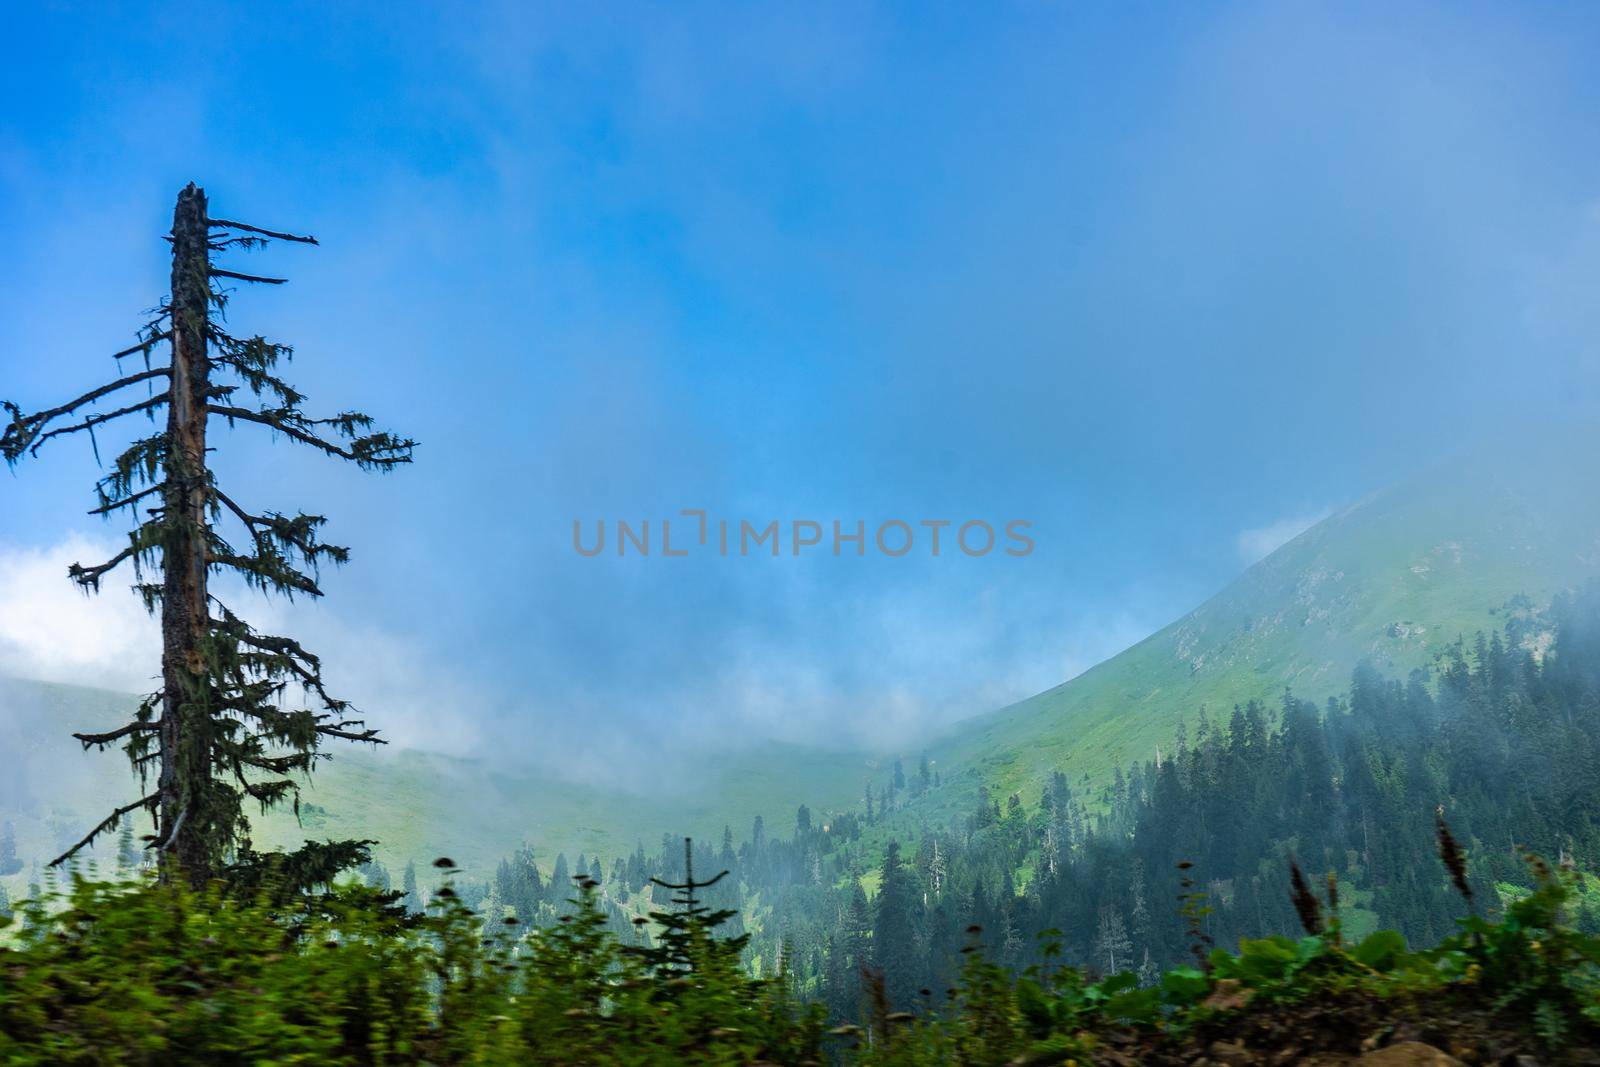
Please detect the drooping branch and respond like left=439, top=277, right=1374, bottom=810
left=2, top=370, right=171, bottom=462
left=222, top=697, right=382, bottom=746
left=68, top=545, right=139, bottom=592
left=68, top=520, right=164, bottom=592
left=208, top=543, right=324, bottom=598
left=94, top=434, right=169, bottom=511
left=205, top=504, right=333, bottom=601
left=193, top=612, right=384, bottom=825
left=207, top=403, right=415, bottom=469
left=212, top=487, right=348, bottom=573
left=209, top=330, right=304, bottom=407
left=48, top=793, right=159, bottom=867
left=214, top=605, right=341, bottom=709
left=207, top=603, right=380, bottom=751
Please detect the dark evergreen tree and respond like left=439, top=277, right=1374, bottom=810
left=872, top=839, right=920, bottom=1009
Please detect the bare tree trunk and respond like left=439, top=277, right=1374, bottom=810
left=159, top=183, right=213, bottom=882
left=9, top=184, right=409, bottom=881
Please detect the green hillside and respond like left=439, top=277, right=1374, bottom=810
left=933, top=431, right=1600, bottom=804
left=6, top=432, right=1600, bottom=890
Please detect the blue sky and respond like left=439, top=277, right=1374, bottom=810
left=3, top=2, right=1600, bottom=773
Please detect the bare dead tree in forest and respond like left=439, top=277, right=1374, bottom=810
left=1, top=183, right=414, bottom=886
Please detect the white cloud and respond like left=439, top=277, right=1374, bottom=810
left=1235, top=510, right=1329, bottom=565
left=0, top=534, right=160, bottom=693
left=0, top=534, right=483, bottom=756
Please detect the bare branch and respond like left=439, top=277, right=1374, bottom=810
left=73, top=721, right=160, bottom=747
left=212, top=486, right=261, bottom=531
left=69, top=545, right=139, bottom=591
left=112, top=331, right=172, bottom=361
left=317, top=724, right=385, bottom=743
left=42, top=369, right=171, bottom=419
left=210, top=269, right=287, bottom=285
left=89, top=483, right=163, bottom=516
left=49, top=793, right=159, bottom=867
left=205, top=405, right=304, bottom=437
left=207, top=218, right=319, bottom=245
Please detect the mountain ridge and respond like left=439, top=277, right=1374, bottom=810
left=928, top=431, right=1600, bottom=802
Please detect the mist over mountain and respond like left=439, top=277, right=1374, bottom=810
left=6, top=429, right=1598, bottom=882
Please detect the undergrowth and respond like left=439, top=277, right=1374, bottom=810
left=1, top=842, right=1597, bottom=1064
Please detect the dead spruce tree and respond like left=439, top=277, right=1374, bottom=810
left=1, top=183, right=414, bottom=886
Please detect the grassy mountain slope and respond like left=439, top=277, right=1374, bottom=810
left=7, top=431, right=1599, bottom=889
left=931, top=431, right=1600, bottom=804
